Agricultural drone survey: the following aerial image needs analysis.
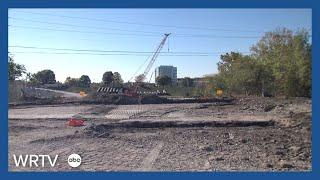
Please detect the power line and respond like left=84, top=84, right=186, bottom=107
left=8, top=25, right=160, bottom=37
left=15, top=11, right=272, bottom=33
left=9, top=25, right=261, bottom=39
left=10, top=34, right=129, bottom=43
left=9, top=17, right=161, bottom=35
left=9, top=45, right=250, bottom=55
left=15, top=11, right=265, bottom=33
left=9, top=51, right=227, bottom=56
left=174, top=34, right=260, bottom=38
left=9, top=16, right=267, bottom=38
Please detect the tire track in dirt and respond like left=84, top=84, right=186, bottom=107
left=105, top=108, right=145, bottom=120
left=138, top=141, right=164, bottom=171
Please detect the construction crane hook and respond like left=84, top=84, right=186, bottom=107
left=167, top=35, right=170, bottom=52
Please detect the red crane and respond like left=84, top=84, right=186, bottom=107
left=137, top=33, right=171, bottom=83
left=125, top=33, right=171, bottom=97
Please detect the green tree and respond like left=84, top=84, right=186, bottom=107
left=33, top=69, right=56, bottom=84
left=217, top=52, right=248, bottom=94
left=113, top=72, right=123, bottom=84
left=27, top=73, right=40, bottom=86
left=8, top=56, right=26, bottom=81
left=79, top=75, right=91, bottom=88
left=156, top=75, right=172, bottom=88
left=135, top=74, right=145, bottom=83
left=215, top=28, right=311, bottom=97
left=102, top=71, right=113, bottom=86
left=64, top=77, right=78, bottom=87
left=250, top=28, right=311, bottom=97
left=217, top=52, right=274, bottom=96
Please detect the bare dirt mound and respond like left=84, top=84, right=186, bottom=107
left=236, top=97, right=311, bottom=112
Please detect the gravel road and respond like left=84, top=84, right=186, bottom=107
left=35, top=88, right=82, bottom=98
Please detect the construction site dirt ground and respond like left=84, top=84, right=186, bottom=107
left=8, top=97, right=311, bottom=171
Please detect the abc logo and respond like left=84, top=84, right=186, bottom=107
left=67, top=154, right=81, bottom=167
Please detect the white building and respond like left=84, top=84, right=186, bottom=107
left=155, top=65, right=177, bottom=84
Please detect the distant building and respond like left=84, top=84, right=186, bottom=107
left=155, top=65, right=177, bottom=84
left=191, top=77, right=209, bottom=86
left=177, top=77, right=209, bottom=87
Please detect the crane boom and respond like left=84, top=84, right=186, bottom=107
left=139, top=33, right=171, bottom=82
left=98, top=33, right=171, bottom=97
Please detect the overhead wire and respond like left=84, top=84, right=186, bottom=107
left=9, top=45, right=250, bottom=55
left=15, top=10, right=266, bottom=33
left=9, top=17, right=161, bottom=35
left=8, top=25, right=160, bottom=37
left=9, top=24, right=262, bottom=39
left=9, top=51, right=229, bottom=56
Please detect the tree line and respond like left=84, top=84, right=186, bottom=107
left=8, top=59, right=124, bottom=89
left=8, top=57, right=175, bottom=89
left=204, top=28, right=311, bottom=97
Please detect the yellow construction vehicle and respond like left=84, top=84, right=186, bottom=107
left=216, top=89, right=223, bottom=97
left=79, top=91, right=87, bottom=97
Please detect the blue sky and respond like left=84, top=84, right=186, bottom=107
left=9, top=9, right=311, bottom=83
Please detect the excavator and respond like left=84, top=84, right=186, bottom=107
left=97, top=33, right=171, bottom=98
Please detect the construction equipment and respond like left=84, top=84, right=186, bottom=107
left=137, top=33, right=171, bottom=83
left=79, top=91, right=87, bottom=97
left=97, top=33, right=171, bottom=99
left=148, top=71, right=154, bottom=83
left=216, top=89, right=223, bottom=97
left=124, top=33, right=171, bottom=97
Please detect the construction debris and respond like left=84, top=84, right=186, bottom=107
left=68, top=118, right=85, bottom=127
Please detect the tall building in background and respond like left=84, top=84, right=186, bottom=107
left=155, top=65, right=177, bottom=84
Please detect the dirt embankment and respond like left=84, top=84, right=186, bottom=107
left=10, top=89, right=235, bottom=107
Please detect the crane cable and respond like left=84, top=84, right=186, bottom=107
left=128, top=53, right=153, bottom=82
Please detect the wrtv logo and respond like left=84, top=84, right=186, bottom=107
left=13, top=154, right=58, bottom=167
